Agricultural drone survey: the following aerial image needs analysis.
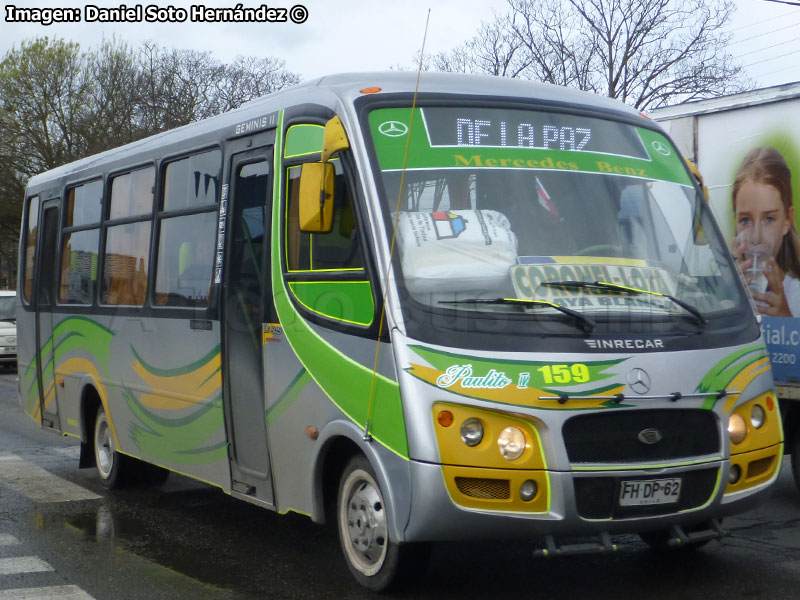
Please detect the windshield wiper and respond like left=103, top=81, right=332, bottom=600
left=541, top=280, right=707, bottom=328
left=438, top=297, right=596, bottom=333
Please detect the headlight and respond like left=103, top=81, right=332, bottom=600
left=497, top=426, right=526, bottom=460
left=460, top=418, right=484, bottom=447
left=751, top=404, right=766, bottom=429
left=728, top=414, right=747, bottom=444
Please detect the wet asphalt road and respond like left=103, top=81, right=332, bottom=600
left=3, top=365, right=800, bottom=599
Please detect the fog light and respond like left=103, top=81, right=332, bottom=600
left=751, top=405, right=766, bottom=429
left=728, top=414, right=747, bottom=444
left=497, top=426, right=526, bottom=460
left=729, top=464, right=741, bottom=484
left=460, top=418, right=484, bottom=447
left=520, top=479, right=537, bottom=501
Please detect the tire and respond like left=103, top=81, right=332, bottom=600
left=791, top=429, right=800, bottom=493
left=337, top=455, right=428, bottom=591
left=93, top=405, right=130, bottom=489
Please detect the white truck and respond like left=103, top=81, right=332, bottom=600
left=653, top=82, right=800, bottom=487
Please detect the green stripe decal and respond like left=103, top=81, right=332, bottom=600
left=131, top=344, right=220, bottom=378
left=697, top=344, right=769, bottom=409
left=124, top=388, right=227, bottom=465
left=271, top=109, right=408, bottom=458
left=266, top=368, right=312, bottom=426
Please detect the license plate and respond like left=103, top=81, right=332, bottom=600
left=0, top=347, right=13, bottom=353
left=619, top=478, right=681, bottom=506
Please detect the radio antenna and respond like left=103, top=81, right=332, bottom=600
left=364, top=9, right=431, bottom=442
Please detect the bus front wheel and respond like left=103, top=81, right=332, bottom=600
left=336, top=455, right=427, bottom=591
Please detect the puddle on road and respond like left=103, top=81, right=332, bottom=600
left=27, top=500, right=241, bottom=599
left=23, top=482, right=355, bottom=599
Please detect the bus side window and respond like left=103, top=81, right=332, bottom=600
left=22, top=195, right=40, bottom=303
left=154, top=150, right=222, bottom=307
left=101, top=166, right=155, bottom=306
left=59, top=180, right=102, bottom=305
left=286, top=160, right=363, bottom=271
left=60, top=230, right=99, bottom=304
left=154, top=213, right=217, bottom=306
left=102, top=222, right=151, bottom=306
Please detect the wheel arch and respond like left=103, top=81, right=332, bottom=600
left=310, top=419, right=412, bottom=543
left=781, top=397, right=800, bottom=455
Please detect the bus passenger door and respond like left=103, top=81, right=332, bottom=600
left=222, top=148, right=275, bottom=505
left=34, top=200, right=61, bottom=430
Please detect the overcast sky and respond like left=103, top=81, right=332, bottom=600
left=1, top=0, right=798, bottom=93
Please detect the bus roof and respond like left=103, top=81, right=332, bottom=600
left=25, top=71, right=644, bottom=190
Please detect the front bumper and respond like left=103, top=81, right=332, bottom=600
left=403, top=444, right=782, bottom=542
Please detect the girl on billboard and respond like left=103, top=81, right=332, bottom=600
left=732, top=146, right=800, bottom=316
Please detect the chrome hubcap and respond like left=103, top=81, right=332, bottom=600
left=340, top=469, right=388, bottom=576
left=95, top=417, right=114, bottom=478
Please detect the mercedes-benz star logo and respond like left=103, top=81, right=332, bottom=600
left=627, top=367, right=651, bottom=395
left=378, top=121, right=409, bottom=137
left=651, top=140, right=671, bottom=156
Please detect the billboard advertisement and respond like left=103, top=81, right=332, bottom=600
left=682, top=94, right=800, bottom=383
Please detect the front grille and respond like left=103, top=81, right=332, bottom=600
left=563, top=409, right=719, bottom=464
left=455, top=477, right=511, bottom=499
left=574, top=467, right=719, bottom=520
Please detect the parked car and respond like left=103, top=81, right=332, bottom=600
left=0, top=290, right=17, bottom=367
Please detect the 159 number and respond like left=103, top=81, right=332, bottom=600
left=537, top=363, right=590, bottom=384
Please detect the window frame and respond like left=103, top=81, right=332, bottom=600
left=151, top=146, right=223, bottom=311
left=98, top=162, right=157, bottom=308
left=280, top=119, right=379, bottom=335
left=21, top=194, right=41, bottom=305
left=57, top=177, right=104, bottom=307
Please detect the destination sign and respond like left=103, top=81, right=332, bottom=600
left=421, top=107, right=648, bottom=159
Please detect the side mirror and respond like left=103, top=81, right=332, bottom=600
left=685, top=158, right=709, bottom=202
left=684, top=158, right=709, bottom=245
left=299, top=162, right=335, bottom=232
left=296, top=116, right=350, bottom=233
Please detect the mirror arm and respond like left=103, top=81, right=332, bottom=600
left=321, top=116, right=349, bottom=163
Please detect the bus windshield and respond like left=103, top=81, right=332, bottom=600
left=366, top=105, right=747, bottom=335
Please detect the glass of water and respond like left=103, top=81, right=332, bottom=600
left=744, top=250, right=768, bottom=294
left=736, top=229, right=770, bottom=305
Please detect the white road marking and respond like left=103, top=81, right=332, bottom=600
left=0, top=556, right=54, bottom=575
left=0, top=455, right=100, bottom=503
left=0, top=586, right=95, bottom=599
left=0, top=533, right=19, bottom=545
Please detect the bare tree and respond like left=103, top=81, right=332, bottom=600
left=214, top=56, right=301, bottom=113
left=423, top=0, right=747, bottom=110
left=0, top=37, right=94, bottom=283
left=80, top=37, right=142, bottom=152
left=424, top=18, right=532, bottom=77
left=0, top=36, right=301, bottom=286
